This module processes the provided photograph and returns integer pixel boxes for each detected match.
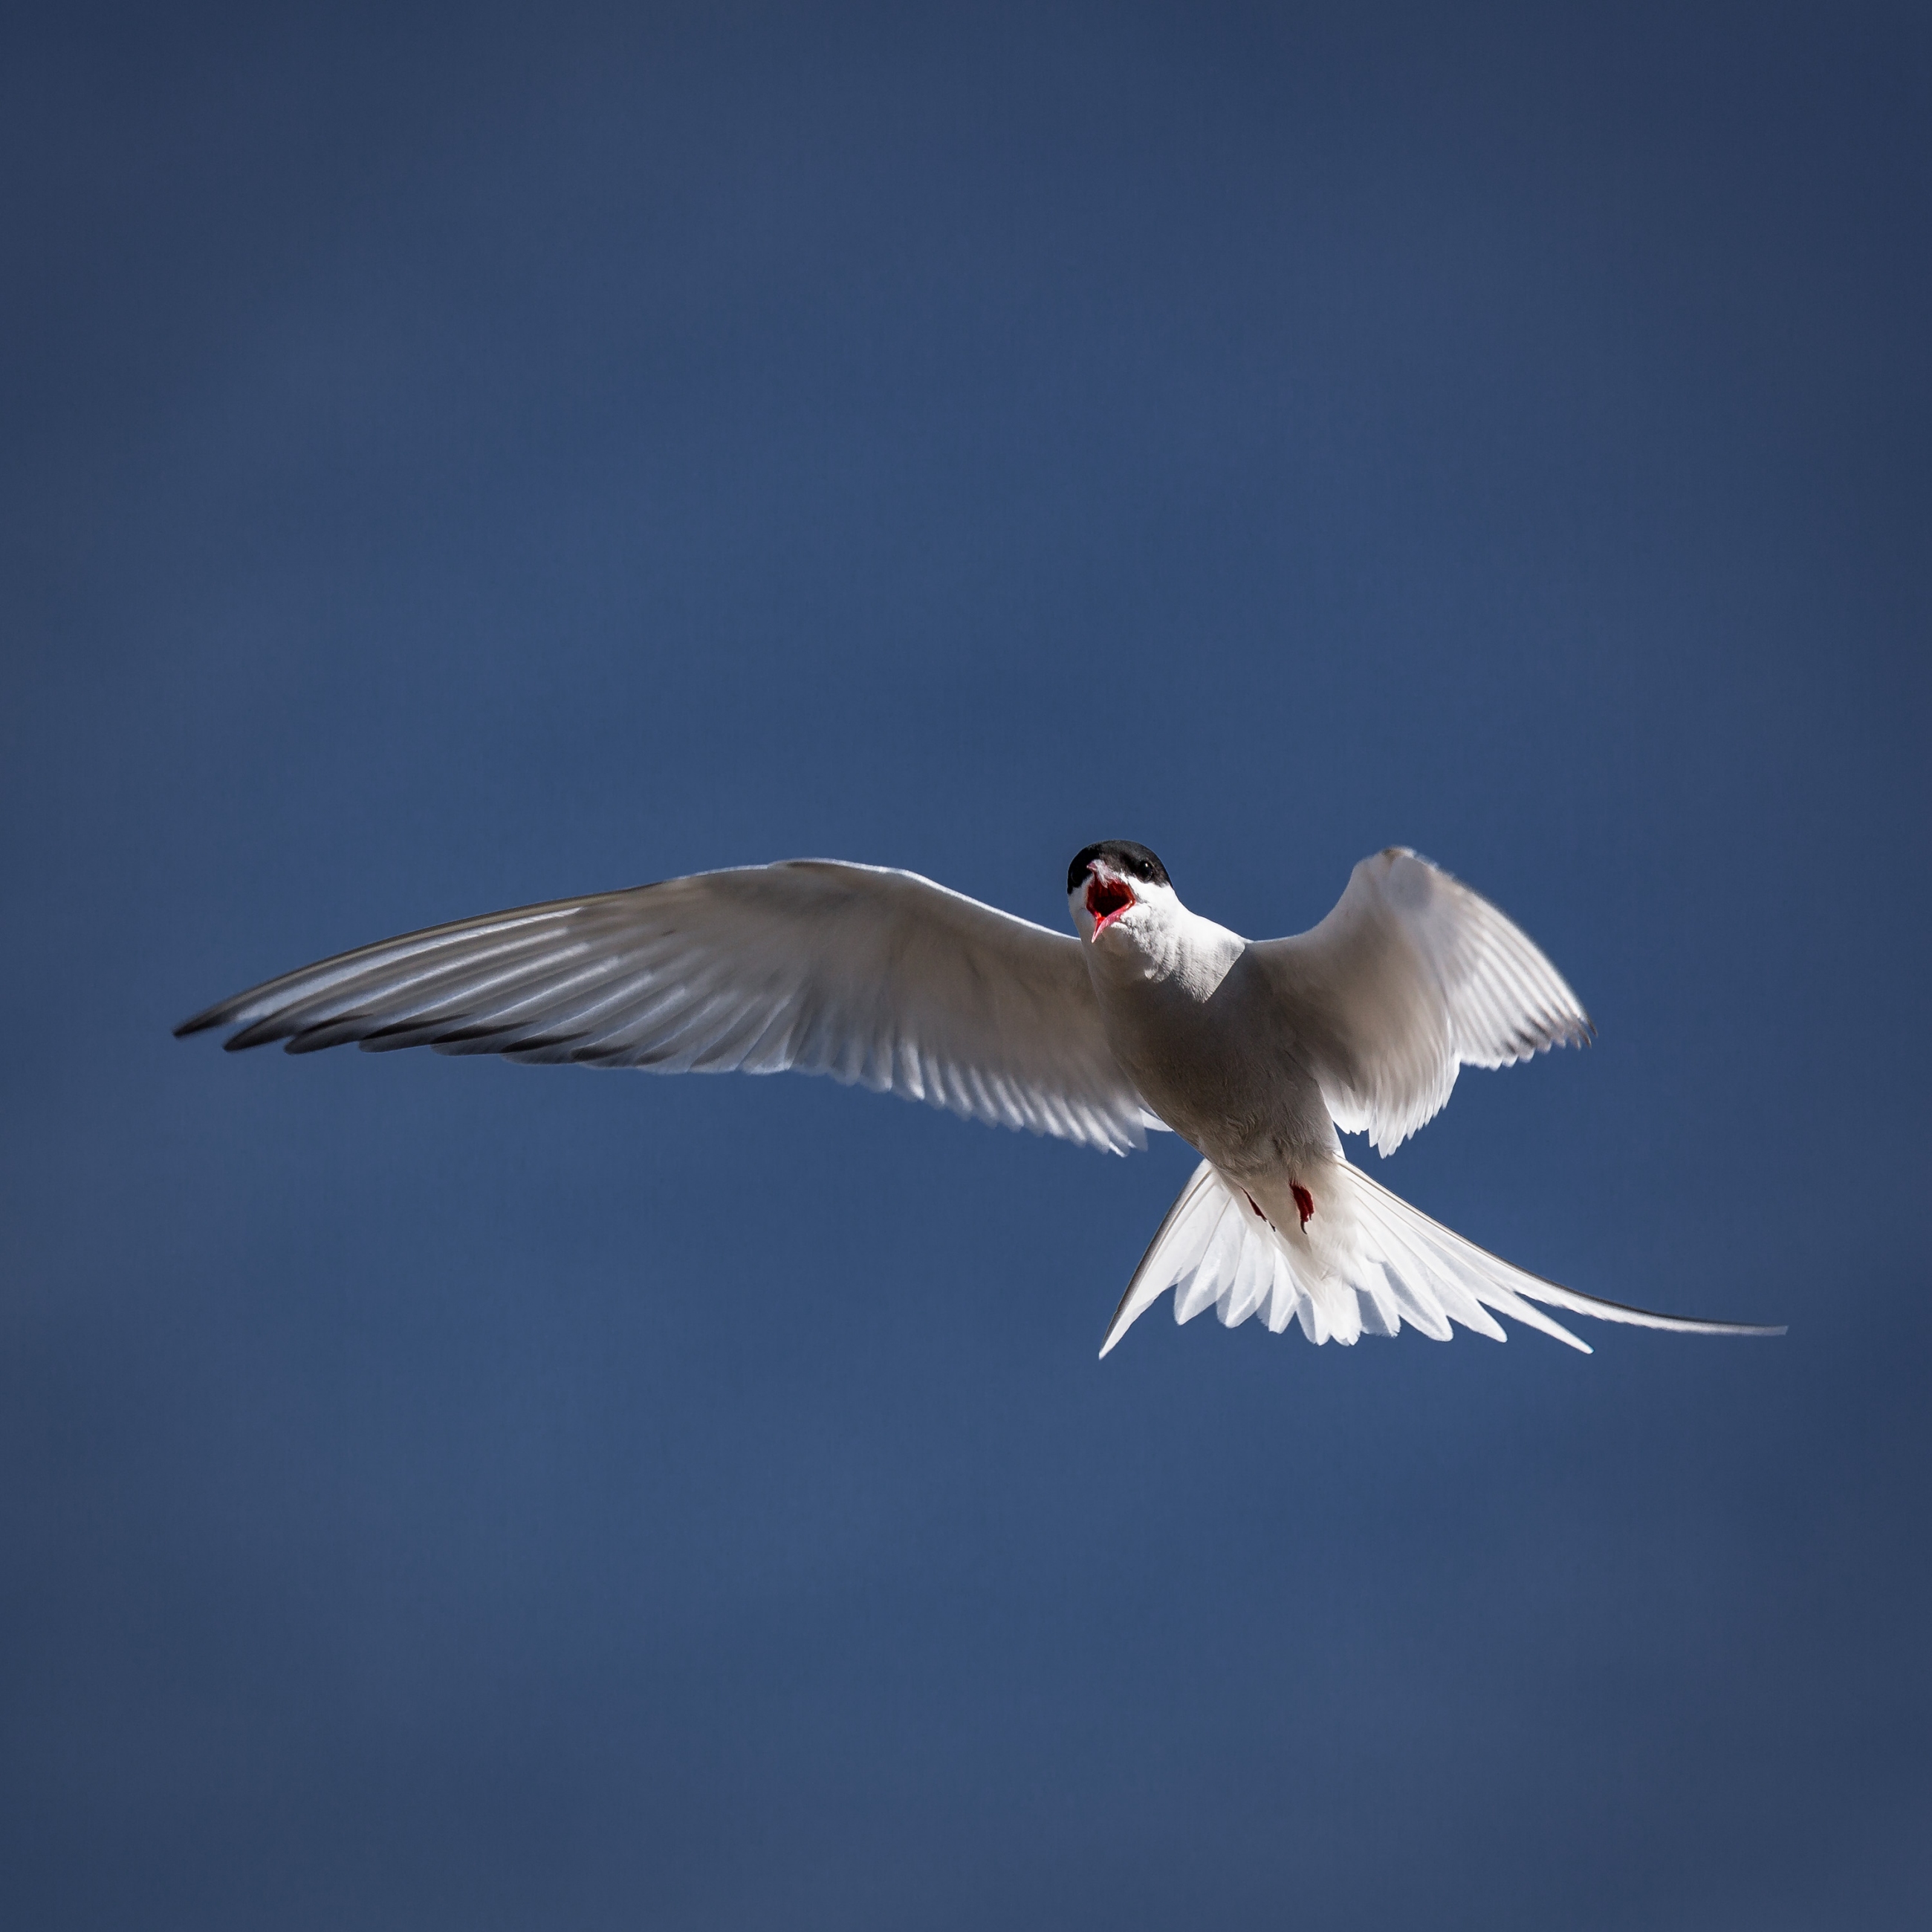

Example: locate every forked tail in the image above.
[1100,1158,1784,1358]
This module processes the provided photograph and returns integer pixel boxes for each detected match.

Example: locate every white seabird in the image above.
[177,842,1781,1356]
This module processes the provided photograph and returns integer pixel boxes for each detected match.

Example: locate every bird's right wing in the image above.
[177,860,1160,1154]
[1251,847,1592,1154]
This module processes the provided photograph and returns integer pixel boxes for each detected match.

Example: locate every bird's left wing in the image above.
[1250,847,1592,1155]
[177,860,1160,1153]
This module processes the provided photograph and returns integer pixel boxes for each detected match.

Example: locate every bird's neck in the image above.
[1088,910,1245,999]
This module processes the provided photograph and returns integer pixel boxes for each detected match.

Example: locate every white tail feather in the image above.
[1099,1159,1785,1358]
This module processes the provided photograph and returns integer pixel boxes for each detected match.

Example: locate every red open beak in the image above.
[1084,871,1135,937]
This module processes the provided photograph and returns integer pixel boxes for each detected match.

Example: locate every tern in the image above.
[177,843,1780,1355]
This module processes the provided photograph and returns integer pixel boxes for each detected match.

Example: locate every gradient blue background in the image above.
[4,5,1928,1926]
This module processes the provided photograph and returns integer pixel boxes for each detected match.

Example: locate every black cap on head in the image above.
[1068,841,1171,895]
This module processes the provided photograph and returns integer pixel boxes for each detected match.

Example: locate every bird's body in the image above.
[179,841,1781,1357]
[1091,931,1329,1194]
[1084,916,1349,1309]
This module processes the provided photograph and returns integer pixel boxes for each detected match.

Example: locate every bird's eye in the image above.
[1138,862,1153,880]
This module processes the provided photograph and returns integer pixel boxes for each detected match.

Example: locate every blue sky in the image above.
[4,5,1928,1926]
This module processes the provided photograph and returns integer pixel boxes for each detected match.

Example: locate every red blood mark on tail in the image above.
[1243,1189,1265,1219]
[1291,1184,1315,1228]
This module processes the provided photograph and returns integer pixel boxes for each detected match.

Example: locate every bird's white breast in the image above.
[1083,910,1335,1176]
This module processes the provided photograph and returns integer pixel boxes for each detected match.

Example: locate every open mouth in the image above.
[1085,872,1135,937]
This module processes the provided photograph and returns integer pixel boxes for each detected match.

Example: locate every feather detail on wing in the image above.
[1253,848,1592,1155]
[1099,1159,1784,1357]
[176,860,1161,1155]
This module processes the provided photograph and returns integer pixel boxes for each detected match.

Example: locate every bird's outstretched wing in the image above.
[1101,1158,1784,1356]
[1251,848,1592,1155]
[177,860,1159,1154]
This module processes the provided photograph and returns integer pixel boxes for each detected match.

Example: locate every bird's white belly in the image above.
[1095,948,1338,1185]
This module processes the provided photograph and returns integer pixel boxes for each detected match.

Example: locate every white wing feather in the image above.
[1100,1159,1784,1357]
[1254,847,1593,1155]
[178,860,1159,1155]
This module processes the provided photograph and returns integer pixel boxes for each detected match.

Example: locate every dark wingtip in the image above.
[174,1008,229,1040]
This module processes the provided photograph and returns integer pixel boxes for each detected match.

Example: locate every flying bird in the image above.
[176,843,1780,1355]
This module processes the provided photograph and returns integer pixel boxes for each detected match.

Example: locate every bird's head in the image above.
[1067,840,1179,948]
